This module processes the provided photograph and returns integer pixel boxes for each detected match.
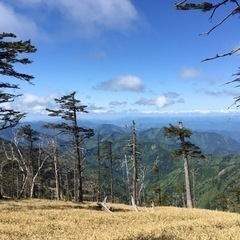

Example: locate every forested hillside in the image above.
[0,120,240,212]
[84,123,240,210]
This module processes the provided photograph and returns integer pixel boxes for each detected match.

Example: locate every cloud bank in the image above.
[13,93,56,115]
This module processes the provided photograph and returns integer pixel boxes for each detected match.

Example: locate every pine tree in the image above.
[164,121,204,208]
[45,92,94,202]
[0,32,36,130]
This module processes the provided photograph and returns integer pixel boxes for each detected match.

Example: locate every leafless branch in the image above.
[202,47,240,62]
[175,0,187,7]
[209,0,228,21]
[98,196,113,213]
[131,195,138,212]
[232,0,240,7]
[200,7,239,35]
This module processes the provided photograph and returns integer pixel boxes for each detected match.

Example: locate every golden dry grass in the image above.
[0,199,240,240]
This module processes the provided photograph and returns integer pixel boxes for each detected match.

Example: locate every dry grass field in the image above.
[0,199,240,240]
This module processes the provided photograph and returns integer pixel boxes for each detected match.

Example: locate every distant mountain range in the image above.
[90,123,240,155]
[82,115,240,142]
[0,115,239,155]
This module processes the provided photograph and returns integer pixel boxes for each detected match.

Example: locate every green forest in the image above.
[1,118,240,213]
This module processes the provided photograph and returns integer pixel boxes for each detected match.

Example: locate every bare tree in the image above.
[45,135,61,200]
[126,121,141,206]
[8,125,50,199]
[29,136,50,198]
[132,121,138,205]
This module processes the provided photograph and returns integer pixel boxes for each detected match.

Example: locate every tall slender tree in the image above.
[45,92,94,202]
[132,120,138,205]
[127,120,141,205]
[164,121,204,208]
[0,32,36,130]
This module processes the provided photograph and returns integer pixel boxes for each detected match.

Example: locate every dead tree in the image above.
[9,126,49,199]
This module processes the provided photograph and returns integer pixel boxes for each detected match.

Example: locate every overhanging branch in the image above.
[200,6,240,35]
[201,47,240,62]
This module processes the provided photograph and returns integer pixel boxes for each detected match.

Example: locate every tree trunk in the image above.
[132,120,138,205]
[179,121,193,208]
[30,177,35,199]
[74,158,78,201]
[124,155,131,204]
[182,153,193,208]
[28,172,34,198]
[29,150,49,199]
[53,153,61,200]
[51,139,61,200]
[97,135,101,202]
[109,147,114,203]
[65,169,70,201]
[74,124,83,202]
[0,164,3,199]
[18,174,28,199]
[76,146,83,202]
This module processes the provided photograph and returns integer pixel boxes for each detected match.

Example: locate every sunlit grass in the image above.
[0,199,240,239]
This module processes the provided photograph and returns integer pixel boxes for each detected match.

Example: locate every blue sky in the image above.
[1,0,240,120]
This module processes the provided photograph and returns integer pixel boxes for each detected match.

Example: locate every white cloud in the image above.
[135,95,184,109]
[13,93,55,115]
[137,109,239,116]
[155,96,169,108]
[0,2,40,39]
[179,67,201,80]
[135,96,170,109]
[163,92,180,98]
[173,109,237,115]
[109,101,127,106]
[197,89,238,97]
[8,0,139,37]
[21,93,48,105]
[59,0,138,32]
[96,75,145,92]
[87,104,106,111]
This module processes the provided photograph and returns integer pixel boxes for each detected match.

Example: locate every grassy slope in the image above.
[1,199,240,240]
